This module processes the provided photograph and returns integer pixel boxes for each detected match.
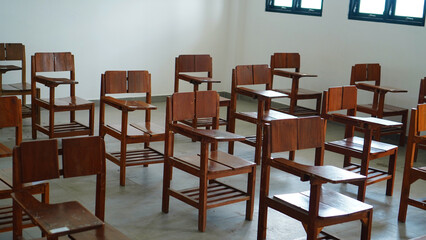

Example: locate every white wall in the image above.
[235,0,426,110]
[1,0,233,99]
[1,0,425,110]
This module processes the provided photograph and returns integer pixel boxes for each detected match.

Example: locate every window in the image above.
[349,0,426,26]
[265,0,323,17]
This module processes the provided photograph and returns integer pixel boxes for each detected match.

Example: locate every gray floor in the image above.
[0,99,425,240]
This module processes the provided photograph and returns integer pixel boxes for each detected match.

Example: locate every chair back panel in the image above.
[2,43,24,60]
[235,64,271,86]
[104,71,127,94]
[177,55,212,73]
[419,78,426,104]
[0,96,22,128]
[350,64,381,85]
[271,117,323,153]
[128,71,150,93]
[172,92,195,121]
[196,91,218,119]
[34,52,74,72]
[418,104,426,132]
[62,136,104,178]
[271,53,300,69]
[18,139,59,183]
[326,86,357,112]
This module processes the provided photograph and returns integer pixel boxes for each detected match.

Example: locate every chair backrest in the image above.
[233,64,272,87]
[263,116,325,166]
[13,136,106,220]
[0,96,22,146]
[0,43,25,61]
[350,63,381,86]
[175,54,212,74]
[32,52,74,73]
[321,86,357,116]
[101,70,151,97]
[167,91,219,125]
[270,53,300,71]
[419,78,426,104]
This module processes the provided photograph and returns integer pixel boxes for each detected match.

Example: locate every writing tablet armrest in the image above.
[272,158,366,184]
[356,83,407,93]
[102,96,156,111]
[236,87,288,100]
[35,75,77,87]
[171,123,245,142]
[273,69,317,79]
[330,113,402,129]
[178,74,221,84]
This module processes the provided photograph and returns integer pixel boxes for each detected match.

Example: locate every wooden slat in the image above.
[128,71,150,93]
[196,91,218,119]
[54,52,74,71]
[235,65,253,85]
[172,92,194,121]
[104,71,126,94]
[5,43,24,60]
[194,55,211,72]
[34,53,55,72]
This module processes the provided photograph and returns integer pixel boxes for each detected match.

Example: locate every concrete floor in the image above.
[0,98,425,240]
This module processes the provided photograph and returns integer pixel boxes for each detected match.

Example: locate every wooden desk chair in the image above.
[270,53,321,116]
[0,43,40,118]
[99,70,164,186]
[398,104,426,223]
[321,86,400,201]
[0,96,48,233]
[258,117,373,240]
[31,52,95,139]
[414,78,426,161]
[162,91,256,232]
[12,136,129,240]
[174,54,230,129]
[350,63,408,146]
[228,64,293,165]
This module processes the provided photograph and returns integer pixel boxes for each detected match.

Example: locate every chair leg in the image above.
[289,151,295,161]
[386,152,397,196]
[343,155,351,167]
[89,105,95,136]
[49,107,55,138]
[119,142,127,186]
[306,224,319,240]
[246,169,255,220]
[361,211,373,240]
[399,111,408,146]
[12,202,23,240]
[162,160,171,214]
[255,122,263,165]
[198,176,208,232]
[315,95,321,115]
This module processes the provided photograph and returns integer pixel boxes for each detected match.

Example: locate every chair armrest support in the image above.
[34,75,77,87]
[272,158,366,184]
[178,74,221,85]
[236,87,288,100]
[171,123,245,142]
[101,96,157,111]
[273,69,317,79]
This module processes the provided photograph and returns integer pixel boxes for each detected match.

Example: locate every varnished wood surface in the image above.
[273,69,317,78]
[236,87,288,99]
[326,136,397,154]
[273,188,372,219]
[356,82,407,93]
[0,65,21,73]
[172,123,244,142]
[178,74,221,84]
[102,96,156,111]
[69,223,131,240]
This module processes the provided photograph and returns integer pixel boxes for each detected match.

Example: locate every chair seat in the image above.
[237,109,296,123]
[107,122,164,139]
[69,223,131,240]
[276,88,322,98]
[326,136,397,154]
[39,96,93,108]
[358,103,408,115]
[273,188,372,219]
[174,150,255,174]
[0,143,11,158]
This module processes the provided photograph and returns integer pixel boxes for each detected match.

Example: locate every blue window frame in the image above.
[265,0,324,17]
[349,0,426,26]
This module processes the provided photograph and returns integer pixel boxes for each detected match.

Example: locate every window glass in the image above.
[301,0,322,10]
[395,0,425,18]
[359,0,386,14]
[274,0,292,7]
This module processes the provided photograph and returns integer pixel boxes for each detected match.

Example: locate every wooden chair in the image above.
[270,53,321,116]
[398,104,426,223]
[228,64,293,165]
[162,91,256,232]
[321,86,400,201]
[0,43,40,118]
[31,52,95,139]
[174,54,230,129]
[12,136,130,240]
[258,117,373,240]
[99,70,164,186]
[350,63,408,146]
[0,96,48,233]
[414,78,426,161]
